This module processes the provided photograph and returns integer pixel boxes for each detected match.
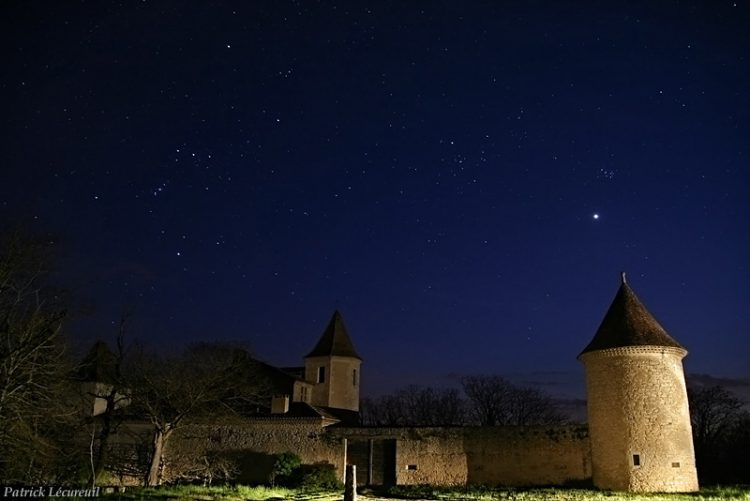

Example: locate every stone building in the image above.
[578,273,699,492]
[303,310,362,414]
[254,310,362,425]
[74,340,129,416]
[89,276,699,492]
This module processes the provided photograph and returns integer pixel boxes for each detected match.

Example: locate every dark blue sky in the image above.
[1,1,748,398]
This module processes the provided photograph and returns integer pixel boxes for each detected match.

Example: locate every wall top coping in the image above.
[579,345,687,360]
[327,424,589,438]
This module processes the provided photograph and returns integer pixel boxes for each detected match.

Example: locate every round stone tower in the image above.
[578,273,698,492]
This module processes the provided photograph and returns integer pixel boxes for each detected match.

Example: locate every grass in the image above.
[98,484,750,501]
[99,484,342,500]
[374,484,750,500]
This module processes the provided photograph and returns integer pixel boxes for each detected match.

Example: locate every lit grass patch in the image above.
[100,484,343,500]
[98,484,750,501]
[374,485,750,501]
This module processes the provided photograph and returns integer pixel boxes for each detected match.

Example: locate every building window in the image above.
[301,386,307,402]
[406,464,418,471]
[353,368,357,386]
[633,454,641,467]
[317,366,326,383]
[672,462,680,468]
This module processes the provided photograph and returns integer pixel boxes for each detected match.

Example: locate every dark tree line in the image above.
[462,375,566,426]
[359,385,469,426]
[688,385,750,485]
[360,375,566,426]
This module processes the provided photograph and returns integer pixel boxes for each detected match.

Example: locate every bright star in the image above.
[593,213,600,220]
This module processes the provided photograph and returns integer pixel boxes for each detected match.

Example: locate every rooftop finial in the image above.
[620,271,627,284]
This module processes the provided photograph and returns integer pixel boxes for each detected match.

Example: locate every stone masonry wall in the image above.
[333,425,591,487]
[305,355,361,411]
[582,348,698,492]
[395,429,468,485]
[167,419,346,484]
[461,426,591,486]
[328,356,361,411]
[107,421,590,487]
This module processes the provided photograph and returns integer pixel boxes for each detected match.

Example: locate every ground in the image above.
[98,485,750,501]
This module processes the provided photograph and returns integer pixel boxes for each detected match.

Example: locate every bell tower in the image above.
[579,273,698,492]
[304,310,362,412]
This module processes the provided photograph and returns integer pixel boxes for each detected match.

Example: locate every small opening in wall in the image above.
[406,464,418,471]
[317,366,326,383]
[672,462,680,468]
[633,454,641,467]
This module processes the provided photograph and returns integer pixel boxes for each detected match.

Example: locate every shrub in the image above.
[297,463,342,490]
[270,452,301,487]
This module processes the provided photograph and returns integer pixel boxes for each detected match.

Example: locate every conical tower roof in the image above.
[305,310,361,360]
[579,273,685,356]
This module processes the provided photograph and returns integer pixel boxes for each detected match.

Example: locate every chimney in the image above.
[271,395,290,414]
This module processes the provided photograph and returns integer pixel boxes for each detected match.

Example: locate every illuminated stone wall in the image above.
[581,346,699,492]
[167,419,346,484]
[331,425,591,487]
[115,418,709,490]
[305,355,361,411]
[119,422,591,487]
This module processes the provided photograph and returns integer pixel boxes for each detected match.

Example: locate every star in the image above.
[592,213,600,220]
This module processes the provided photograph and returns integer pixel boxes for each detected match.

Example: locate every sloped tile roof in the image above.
[579,273,686,356]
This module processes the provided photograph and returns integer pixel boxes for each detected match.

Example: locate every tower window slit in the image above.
[633,454,641,466]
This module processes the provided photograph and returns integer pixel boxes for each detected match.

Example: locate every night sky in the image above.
[2,1,748,399]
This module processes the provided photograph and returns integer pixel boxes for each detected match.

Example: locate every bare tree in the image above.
[0,231,79,482]
[688,385,743,456]
[688,384,749,483]
[460,376,514,425]
[77,312,132,486]
[461,375,565,426]
[126,342,262,486]
[504,386,567,426]
[360,385,469,426]
[361,376,564,427]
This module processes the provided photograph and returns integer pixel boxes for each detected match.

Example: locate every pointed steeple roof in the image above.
[579,273,685,356]
[74,340,117,382]
[305,310,362,360]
